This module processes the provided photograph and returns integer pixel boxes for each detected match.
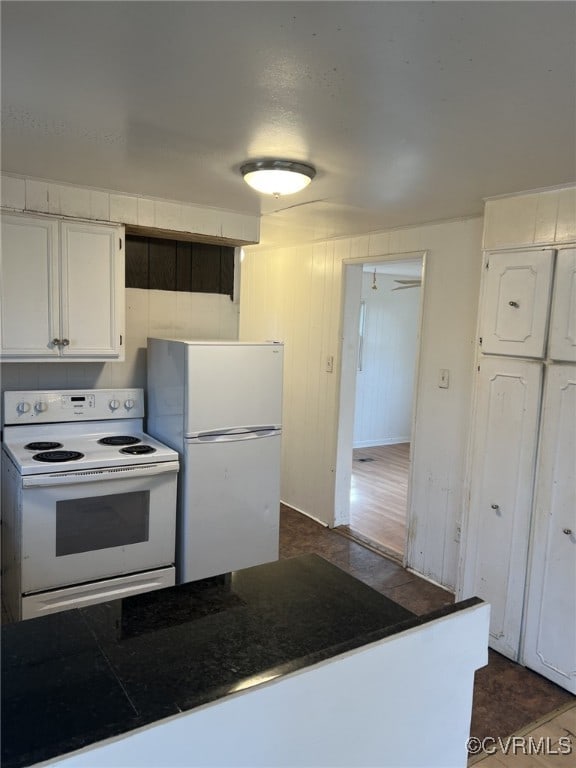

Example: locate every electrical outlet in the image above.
[439,369,450,388]
[325,355,334,373]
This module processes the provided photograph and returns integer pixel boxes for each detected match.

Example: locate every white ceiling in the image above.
[2,2,575,248]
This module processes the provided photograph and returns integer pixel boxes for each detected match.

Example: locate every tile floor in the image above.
[279,504,574,746]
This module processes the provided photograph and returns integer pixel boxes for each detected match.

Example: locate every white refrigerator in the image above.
[147,338,283,584]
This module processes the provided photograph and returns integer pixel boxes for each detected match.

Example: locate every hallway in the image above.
[340,443,410,560]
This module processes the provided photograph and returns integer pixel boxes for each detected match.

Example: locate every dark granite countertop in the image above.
[1,554,479,768]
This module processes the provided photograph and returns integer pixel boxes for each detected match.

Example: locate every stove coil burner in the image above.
[33,450,85,463]
[120,445,156,455]
[25,441,63,451]
[98,435,141,446]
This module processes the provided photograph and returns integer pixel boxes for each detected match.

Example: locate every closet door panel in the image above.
[480,250,554,358]
[548,248,576,362]
[522,364,576,693]
[462,357,542,659]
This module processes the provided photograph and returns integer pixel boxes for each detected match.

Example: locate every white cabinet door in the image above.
[460,357,542,659]
[0,213,60,357]
[480,250,554,358]
[0,213,124,361]
[548,248,576,362]
[60,221,123,358]
[522,364,576,693]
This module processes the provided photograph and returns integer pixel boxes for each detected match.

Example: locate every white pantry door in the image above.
[522,363,576,693]
[461,357,542,659]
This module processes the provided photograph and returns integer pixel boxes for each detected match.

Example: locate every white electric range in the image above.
[1,388,179,621]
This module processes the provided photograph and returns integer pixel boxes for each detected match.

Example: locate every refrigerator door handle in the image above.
[188,427,281,443]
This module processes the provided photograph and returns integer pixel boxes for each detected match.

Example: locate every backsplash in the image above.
[0,288,239,418]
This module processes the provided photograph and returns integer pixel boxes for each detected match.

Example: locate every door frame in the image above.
[333,250,428,568]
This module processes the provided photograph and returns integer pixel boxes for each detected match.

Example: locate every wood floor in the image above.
[339,443,410,560]
[470,702,576,767]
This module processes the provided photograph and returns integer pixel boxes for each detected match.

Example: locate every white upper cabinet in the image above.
[1,213,125,361]
[59,221,123,358]
[548,248,576,362]
[479,249,554,358]
[522,364,576,693]
[1,214,60,357]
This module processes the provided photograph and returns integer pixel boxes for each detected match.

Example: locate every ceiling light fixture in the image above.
[240,159,316,197]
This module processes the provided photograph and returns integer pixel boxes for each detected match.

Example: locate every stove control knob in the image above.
[17,401,31,415]
[34,401,48,414]
[109,399,121,411]
[124,398,135,411]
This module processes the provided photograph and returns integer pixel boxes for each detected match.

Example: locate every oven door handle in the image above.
[22,461,180,488]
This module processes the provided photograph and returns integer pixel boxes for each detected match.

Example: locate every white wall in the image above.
[239,217,484,589]
[483,185,576,250]
[353,272,420,448]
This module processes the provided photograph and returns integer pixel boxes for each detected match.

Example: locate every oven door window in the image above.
[56,491,150,556]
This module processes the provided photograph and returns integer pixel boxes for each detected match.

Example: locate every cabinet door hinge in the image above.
[120,334,123,346]
[485,260,489,269]
[119,238,123,250]
[479,337,483,346]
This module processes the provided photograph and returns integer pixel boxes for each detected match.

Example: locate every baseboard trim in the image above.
[353,438,411,449]
[280,501,328,528]
[406,566,454,594]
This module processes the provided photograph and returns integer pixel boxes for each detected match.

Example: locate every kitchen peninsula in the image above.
[2,554,489,768]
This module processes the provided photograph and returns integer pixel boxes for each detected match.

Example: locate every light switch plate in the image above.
[439,369,450,388]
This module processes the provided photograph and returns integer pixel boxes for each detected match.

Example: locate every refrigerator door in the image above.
[179,432,281,583]
[147,337,187,451]
[184,342,283,436]
[189,427,281,442]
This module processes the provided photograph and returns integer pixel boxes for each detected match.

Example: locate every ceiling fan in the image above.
[392,279,422,291]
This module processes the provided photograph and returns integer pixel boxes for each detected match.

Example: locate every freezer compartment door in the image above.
[185,343,283,435]
[179,433,281,583]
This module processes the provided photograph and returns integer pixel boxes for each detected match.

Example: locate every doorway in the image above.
[334,253,425,565]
